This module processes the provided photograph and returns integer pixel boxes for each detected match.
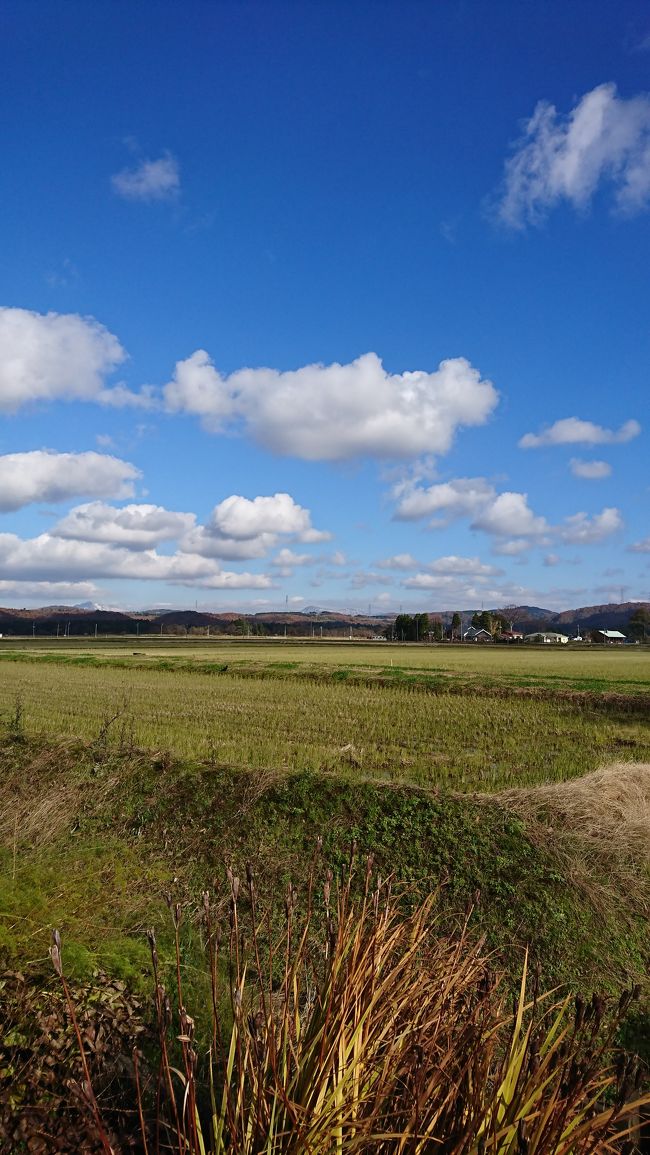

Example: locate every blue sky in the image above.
[0,0,649,613]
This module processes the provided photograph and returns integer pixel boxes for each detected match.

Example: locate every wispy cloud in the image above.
[494,82,650,228]
[111,151,180,202]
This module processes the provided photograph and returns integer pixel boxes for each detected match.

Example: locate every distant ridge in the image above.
[0,601,646,638]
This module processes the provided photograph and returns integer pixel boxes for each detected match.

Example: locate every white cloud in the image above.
[0,307,126,412]
[496,82,650,228]
[51,494,320,566]
[182,528,279,561]
[0,451,140,512]
[111,152,180,202]
[206,493,328,542]
[0,531,271,589]
[163,351,498,461]
[560,507,623,544]
[271,548,315,568]
[491,539,533,556]
[97,382,157,409]
[0,579,101,602]
[472,492,550,538]
[402,573,461,589]
[348,571,394,589]
[427,555,501,576]
[53,502,195,550]
[393,477,496,523]
[520,416,640,448]
[182,493,330,561]
[543,553,561,567]
[569,458,613,479]
[628,537,650,553]
[377,553,420,570]
[163,350,233,430]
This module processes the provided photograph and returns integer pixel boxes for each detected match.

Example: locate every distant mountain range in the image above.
[0,601,646,638]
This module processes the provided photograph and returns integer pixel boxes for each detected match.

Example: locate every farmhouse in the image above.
[524,631,569,644]
[463,626,493,642]
[596,629,627,644]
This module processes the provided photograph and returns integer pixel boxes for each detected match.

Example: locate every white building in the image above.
[524,631,569,644]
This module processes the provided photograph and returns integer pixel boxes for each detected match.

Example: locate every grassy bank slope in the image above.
[1,735,648,999]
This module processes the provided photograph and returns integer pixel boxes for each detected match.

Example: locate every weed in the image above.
[51,864,650,1153]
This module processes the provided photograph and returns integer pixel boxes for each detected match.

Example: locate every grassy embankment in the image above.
[0,642,649,1009]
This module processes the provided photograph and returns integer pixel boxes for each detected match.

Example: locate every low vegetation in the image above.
[0,642,648,1149]
[0,652,649,790]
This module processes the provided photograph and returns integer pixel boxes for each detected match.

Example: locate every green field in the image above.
[2,635,649,690]
[0,643,648,789]
[1,638,649,1008]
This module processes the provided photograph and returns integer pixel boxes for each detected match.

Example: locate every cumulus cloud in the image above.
[207,493,324,541]
[0,488,328,589]
[376,553,420,570]
[520,417,640,448]
[402,573,461,589]
[163,351,498,461]
[0,307,126,412]
[0,532,271,589]
[390,470,624,558]
[0,451,140,512]
[427,555,501,576]
[163,350,233,430]
[271,548,315,568]
[560,507,623,544]
[53,502,195,550]
[569,458,613,479]
[393,477,496,523]
[491,539,534,556]
[181,493,330,561]
[472,492,550,538]
[111,151,180,201]
[496,82,650,228]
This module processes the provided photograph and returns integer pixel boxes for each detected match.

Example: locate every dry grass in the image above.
[1,658,649,791]
[0,741,120,847]
[494,762,650,914]
[53,864,650,1155]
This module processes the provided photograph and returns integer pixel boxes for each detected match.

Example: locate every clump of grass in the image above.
[52,858,649,1153]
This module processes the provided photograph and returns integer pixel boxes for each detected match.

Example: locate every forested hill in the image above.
[0,601,647,638]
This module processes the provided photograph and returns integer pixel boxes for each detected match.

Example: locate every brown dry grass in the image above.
[0,742,121,848]
[494,762,650,914]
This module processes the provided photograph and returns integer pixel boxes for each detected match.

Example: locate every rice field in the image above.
[1,636,649,692]
[1,646,648,790]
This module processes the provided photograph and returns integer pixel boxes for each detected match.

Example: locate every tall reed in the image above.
[55,855,649,1154]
